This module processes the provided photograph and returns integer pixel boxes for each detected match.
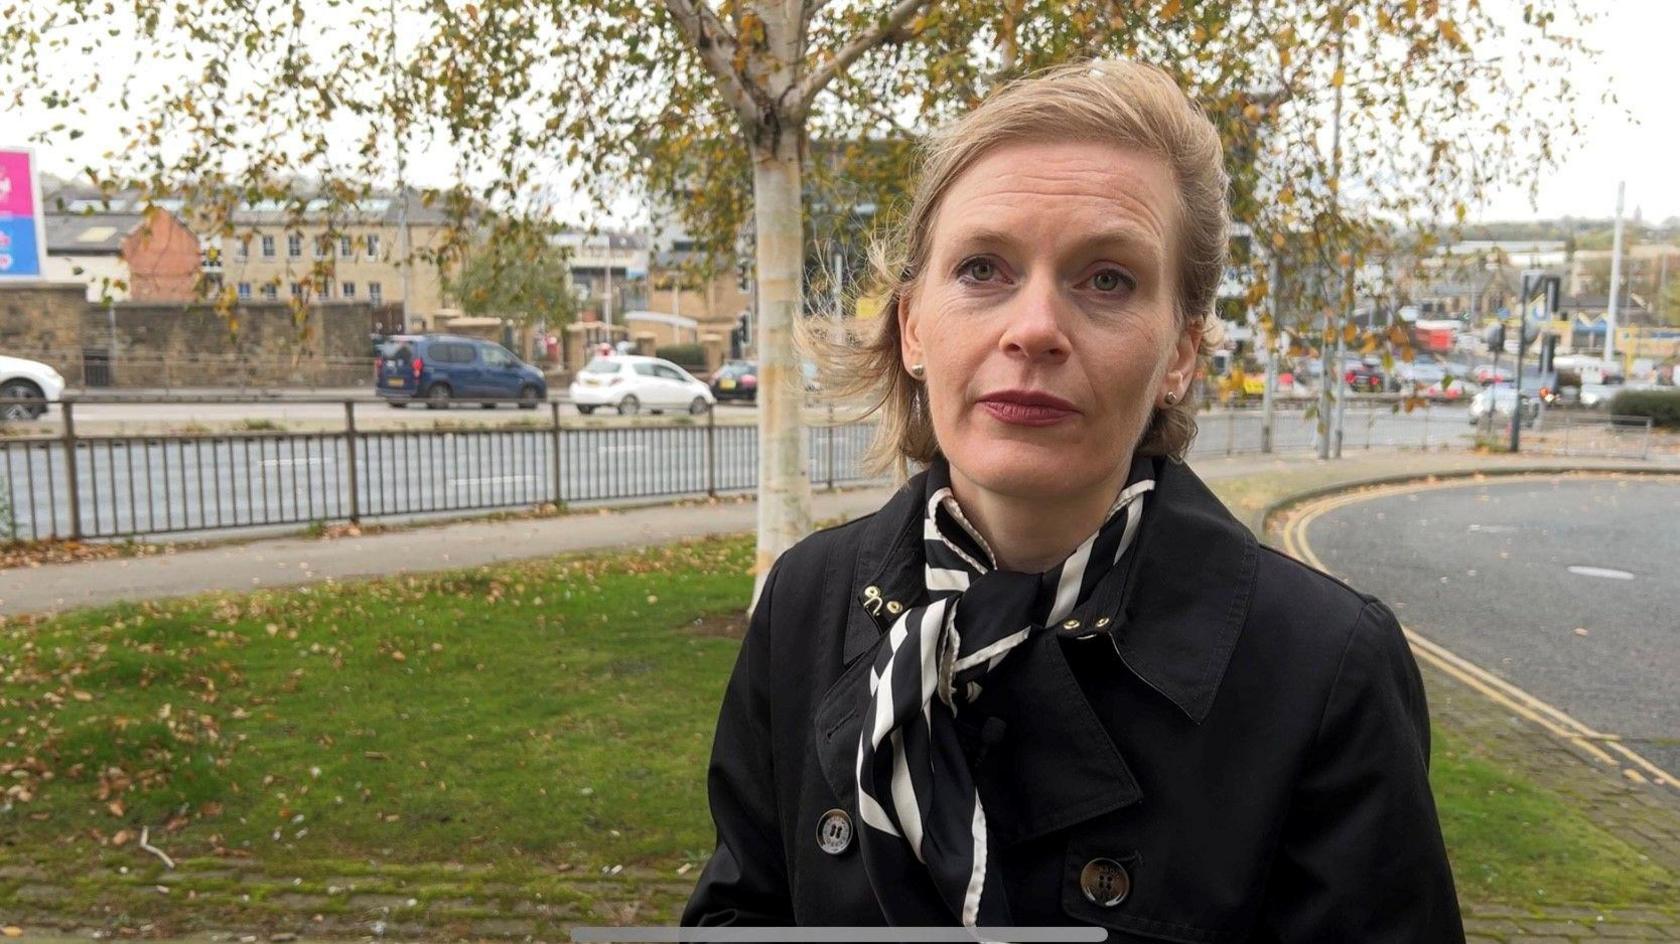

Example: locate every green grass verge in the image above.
[1433,729,1676,905]
[2,532,1674,912]
[1,535,754,878]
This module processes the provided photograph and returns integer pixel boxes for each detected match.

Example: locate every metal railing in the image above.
[1524,411,1655,461]
[1184,402,1467,458]
[0,395,1656,544]
[0,398,883,542]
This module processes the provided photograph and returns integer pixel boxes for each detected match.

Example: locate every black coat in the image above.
[683,458,1464,942]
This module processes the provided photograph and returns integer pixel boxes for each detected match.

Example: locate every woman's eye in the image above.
[1090,269,1133,293]
[959,258,998,282]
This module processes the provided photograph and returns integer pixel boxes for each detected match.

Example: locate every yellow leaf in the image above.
[1439,18,1462,44]
[1331,68,1345,88]
[4,926,25,938]
[1159,0,1183,19]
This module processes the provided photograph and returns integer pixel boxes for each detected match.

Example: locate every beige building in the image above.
[220,192,455,330]
[42,184,458,330]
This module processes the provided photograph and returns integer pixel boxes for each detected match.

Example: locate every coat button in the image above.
[817,808,854,855]
[1080,857,1131,907]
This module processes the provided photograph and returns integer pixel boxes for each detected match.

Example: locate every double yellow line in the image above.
[1277,477,1677,790]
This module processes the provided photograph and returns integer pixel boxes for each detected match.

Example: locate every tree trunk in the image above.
[749,132,812,609]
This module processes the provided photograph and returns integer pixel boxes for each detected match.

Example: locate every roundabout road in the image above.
[1284,473,1680,786]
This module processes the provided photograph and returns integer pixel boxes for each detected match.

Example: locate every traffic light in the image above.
[1484,323,1506,351]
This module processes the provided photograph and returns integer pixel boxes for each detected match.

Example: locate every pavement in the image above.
[2,445,1679,942]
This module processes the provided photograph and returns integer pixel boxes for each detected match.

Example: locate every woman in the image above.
[683,61,1464,941]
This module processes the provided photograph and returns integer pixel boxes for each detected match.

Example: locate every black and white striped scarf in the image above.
[856,454,1156,927]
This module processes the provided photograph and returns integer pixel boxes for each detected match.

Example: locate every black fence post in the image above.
[343,401,360,523]
[706,403,717,498]
[826,403,836,490]
[62,400,82,540]
[550,400,563,505]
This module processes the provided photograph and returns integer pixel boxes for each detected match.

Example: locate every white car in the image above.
[0,354,66,421]
[568,355,716,416]
[1467,385,1537,428]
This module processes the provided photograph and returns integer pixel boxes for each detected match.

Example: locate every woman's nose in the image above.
[997,275,1070,362]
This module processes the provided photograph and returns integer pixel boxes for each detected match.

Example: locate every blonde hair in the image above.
[808,60,1229,475]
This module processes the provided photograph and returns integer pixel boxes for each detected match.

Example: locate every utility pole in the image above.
[1318,12,1348,460]
[832,249,845,324]
[1606,181,1625,362]
[604,234,615,330]
[388,0,412,330]
[1261,252,1281,453]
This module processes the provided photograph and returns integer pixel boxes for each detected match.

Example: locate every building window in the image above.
[365,234,380,258]
[368,281,383,304]
[340,235,353,257]
[261,283,278,300]
[261,235,275,258]
[235,238,249,260]
[237,282,252,299]
[315,236,331,259]
[317,282,330,300]
[290,282,304,298]
[342,281,356,299]
[287,234,302,258]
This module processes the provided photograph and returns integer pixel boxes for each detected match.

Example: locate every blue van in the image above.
[375,334,547,409]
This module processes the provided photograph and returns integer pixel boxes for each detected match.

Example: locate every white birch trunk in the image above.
[749,135,812,609]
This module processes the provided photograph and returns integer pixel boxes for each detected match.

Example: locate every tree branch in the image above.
[663,0,758,120]
[794,0,931,111]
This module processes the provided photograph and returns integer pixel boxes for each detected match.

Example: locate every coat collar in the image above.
[817,457,1258,848]
[843,456,1258,725]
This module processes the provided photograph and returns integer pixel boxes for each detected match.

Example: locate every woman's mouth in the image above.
[977,390,1078,427]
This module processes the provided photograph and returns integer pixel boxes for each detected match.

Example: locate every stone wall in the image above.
[0,282,89,374]
[0,281,374,387]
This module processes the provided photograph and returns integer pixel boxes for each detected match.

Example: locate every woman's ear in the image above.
[897,290,922,374]
[1163,320,1201,400]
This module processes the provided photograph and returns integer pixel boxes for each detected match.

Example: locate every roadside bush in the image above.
[657,343,707,369]
[1608,388,1680,428]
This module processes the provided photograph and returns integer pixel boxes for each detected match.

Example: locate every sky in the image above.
[7,0,1675,228]
[1473,0,1679,224]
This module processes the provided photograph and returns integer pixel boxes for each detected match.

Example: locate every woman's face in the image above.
[900,140,1198,505]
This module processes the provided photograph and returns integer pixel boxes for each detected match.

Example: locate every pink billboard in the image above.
[0,147,45,278]
[0,150,36,217]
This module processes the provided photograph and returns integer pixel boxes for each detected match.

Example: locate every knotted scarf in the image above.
[855,454,1156,926]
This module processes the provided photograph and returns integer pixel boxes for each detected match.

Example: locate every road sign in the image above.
[0,148,47,279]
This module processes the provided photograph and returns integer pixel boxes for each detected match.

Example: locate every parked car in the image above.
[568,355,716,416]
[1467,385,1538,427]
[0,353,66,421]
[375,334,547,409]
[710,360,758,402]
[1472,363,1513,385]
[1344,362,1385,393]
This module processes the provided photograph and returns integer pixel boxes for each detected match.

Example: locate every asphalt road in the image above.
[2,400,1472,541]
[1303,475,1680,780]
